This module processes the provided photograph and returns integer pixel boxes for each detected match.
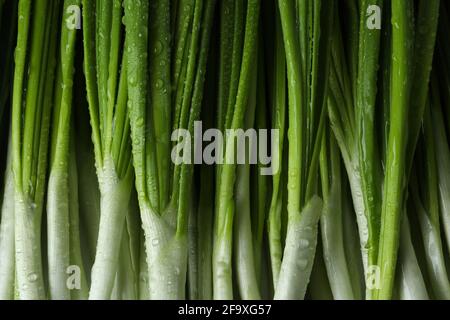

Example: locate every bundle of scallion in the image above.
[0,0,448,301]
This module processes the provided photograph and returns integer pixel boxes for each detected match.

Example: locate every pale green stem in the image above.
[187,193,198,299]
[342,191,365,300]
[15,192,45,299]
[138,233,149,300]
[274,196,323,300]
[141,206,187,300]
[0,133,15,299]
[321,184,355,299]
[234,50,259,300]
[413,194,450,299]
[68,136,88,300]
[396,215,429,300]
[234,160,261,299]
[89,158,132,300]
[47,167,71,300]
[111,226,138,300]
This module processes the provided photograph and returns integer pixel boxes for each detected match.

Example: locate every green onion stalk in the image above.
[319,129,355,300]
[0,0,17,300]
[253,43,272,298]
[437,3,450,132]
[327,1,383,296]
[274,0,334,300]
[328,0,440,300]
[190,34,218,300]
[410,78,450,300]
[266,2,286,290]
[212,0,260,300]
[434,2,450,254]
[432,76,450,257]
[125,0,216,299]
[12,0,60,299]
[72,62,100,283]
[376,0,440,300]
[355,0,383,287]
[0,131,14,299]
[46,0,88,300]
[375,0,414,299]
[377,0,439,300]
[233,43,259,300]
[111,193,141,300]
[81,0,135,300]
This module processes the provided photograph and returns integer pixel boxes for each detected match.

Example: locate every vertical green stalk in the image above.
[47,0,82,300]
[187,191,198,299]
[233,52,260,300]
[73,73,100,277]
[13,0,59,300]
[376,0,414,300]
[277,0,303,222]
[82,0,134,299]
[195,33,217,300]
[126,0,216,299]
[342,188,365,300]
[405,0,441,170]
[320,132,354,300]
[252,44,269,284]
[356,2,383,294]
[68,132,89,300]
[267,5,286,288]
[197,164,214,300]
[149,0,171,212]
[431,77,450,252]
[216,0,235,133]
[395,214,429,300]
[213,0,260,299]
[275,0,333,300]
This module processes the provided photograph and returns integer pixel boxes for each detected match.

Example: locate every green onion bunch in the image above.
[0,0,449,300]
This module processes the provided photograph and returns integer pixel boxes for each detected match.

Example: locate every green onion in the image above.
[376,0,414,299]
[213,0,260,299]
[82,0,134,299]
[275,0,334,300]
[267,3,286,288]
[0,0,17,300]
[0,131,14,299]
[0,0,448,301]
[12,0,60,299]
[320,129,355,299]
[46,0,86,300]
[125,0,216,299]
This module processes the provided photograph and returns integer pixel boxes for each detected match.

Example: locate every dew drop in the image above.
[136,117,144,126]
[153,41,163,55]
[155,79,164,89]
[27,273,38,283]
